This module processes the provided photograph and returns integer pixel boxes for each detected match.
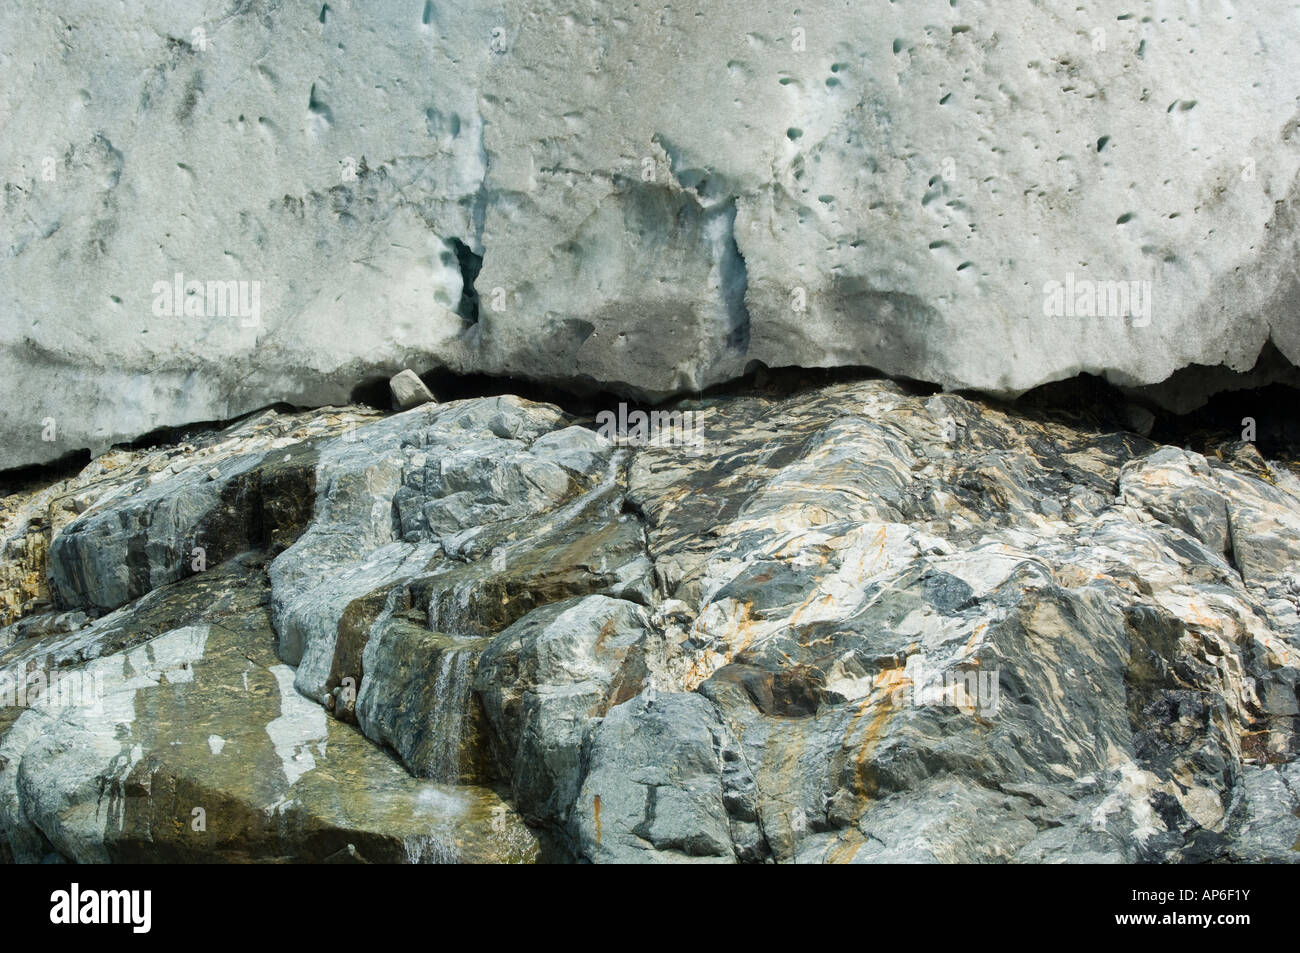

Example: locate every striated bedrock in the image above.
[6,1,1300,468]
[2,379,1299,862]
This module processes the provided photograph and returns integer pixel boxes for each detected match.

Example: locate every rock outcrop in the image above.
[3,378,1298,862]
[6,1,1300,467]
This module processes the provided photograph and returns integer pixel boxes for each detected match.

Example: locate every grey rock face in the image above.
[571,693,764,863]
[1120,448,1232,556]
[1221,764,1300,863]
[3,378,1300,863]
[6,2,1300,467]
[475,595,655,825]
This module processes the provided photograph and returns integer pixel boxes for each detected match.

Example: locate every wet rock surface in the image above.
[2,378,1299,862]
[0,558,538,863]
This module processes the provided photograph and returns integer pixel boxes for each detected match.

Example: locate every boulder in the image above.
[389,370,436,411]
